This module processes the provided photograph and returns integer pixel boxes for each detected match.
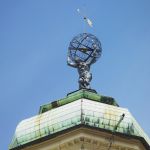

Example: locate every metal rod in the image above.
[107,113,125,150]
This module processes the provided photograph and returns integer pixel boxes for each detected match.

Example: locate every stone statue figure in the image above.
[67,57,92,89]
[67,33,102,90]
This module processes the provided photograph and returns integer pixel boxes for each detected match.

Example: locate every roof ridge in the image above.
[39,89,119,114]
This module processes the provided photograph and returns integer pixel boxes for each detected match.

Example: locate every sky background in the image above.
[0,0,150,149]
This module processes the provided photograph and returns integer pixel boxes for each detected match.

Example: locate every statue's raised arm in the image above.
[67,57,77,68]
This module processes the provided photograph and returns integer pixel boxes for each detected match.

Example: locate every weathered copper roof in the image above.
[9,90,150,149]
[39,89,119,114]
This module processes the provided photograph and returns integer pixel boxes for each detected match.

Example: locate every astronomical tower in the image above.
[9,33,150,150]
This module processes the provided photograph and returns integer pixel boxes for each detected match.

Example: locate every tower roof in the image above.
[39,89,119,114]
[9,90,150,149]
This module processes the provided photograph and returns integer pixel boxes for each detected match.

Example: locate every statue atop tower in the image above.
[67,33,102,89]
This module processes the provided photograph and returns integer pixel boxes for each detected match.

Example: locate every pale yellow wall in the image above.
[23,127,146,150]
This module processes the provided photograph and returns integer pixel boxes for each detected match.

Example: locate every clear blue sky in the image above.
[0,0,150,149]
